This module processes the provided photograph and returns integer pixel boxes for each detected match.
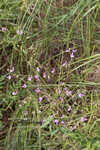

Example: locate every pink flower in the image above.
[10,67,14,73]
[39,97,43,102]
[80,117,88,122]
[58,89,61,94]
[34,75,40,80]
[70,126,77,131]
[64,87,68,91]
[59,96,64,102]
[54,120,59,125]
[61,120,65,124]
[16,29,23,35]
[43,72,46,78]
[22,84,27,88]
[62,61,67,67]
[12,91,17,96]
[65,48,70,52]
[72,49,77,53]
[78,93,84,98]
[65,90,72,96]
[70,53,74,58]
[34,88,40,93]
[36,67,40,72]
[51,68,55,73]
[7,75,11,80]
[27,76,32,81]
[68,106,71,112]
[2,27,7,32]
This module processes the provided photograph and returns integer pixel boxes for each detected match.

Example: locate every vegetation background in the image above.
[0,0,100,149]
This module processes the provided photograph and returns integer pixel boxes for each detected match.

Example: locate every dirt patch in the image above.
[87,65,100,83]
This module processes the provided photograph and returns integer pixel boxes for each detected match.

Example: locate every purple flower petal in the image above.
[2,27,7,32]
[68,106,71,112]
[27,76,32,81]
[22,84,27,88]
[62,61,67,67]
[34,75,40,80]
[7,75,11,80]
[65,48,70,52]
[10,67,14,73]
[37,67,40,72]
[58,89,61,94]
[43,72,46,78]
[59,96,64,102]
[80,117,88,122]
[34,88,40,93]
[12,91,17,96]
[78,93,84,98]
[54,119,59,125]
[16,29,23,35]
[51,68,55,73]
[70,53,74,58]
[72,49,77,53]
[64,87,68,91]
[61,120,65,124]
[39,97,43,102]
[65,90,72,96]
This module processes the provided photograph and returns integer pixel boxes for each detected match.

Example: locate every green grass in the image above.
[0,0,100,149]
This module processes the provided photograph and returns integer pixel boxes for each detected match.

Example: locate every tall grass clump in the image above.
[0,0,100,149]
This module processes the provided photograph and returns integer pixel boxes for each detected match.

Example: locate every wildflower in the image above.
[68,106,71,112]
[36,67,40,72]
[34,88,40,93]
[39,97,43,102]
[64,87,68,91]
[78,93,84,98]
[80,117,88,122]
[58,89,61,94]
[51,68,55,73]
[72,49,77,53]
[22,84,27,88]
[65,48,70,52]
[7,75,11,80]
[61,120,65,124]
[62,61,67,67]
[10,67,14,73]
[54,120,59,125]
[59,96,64,102]
[70,53,74,58]
[16,29,23,35]
[43,72,46,78]
[2,27,7,32]
[70,126,77,131]
[12,91,17,96]
[65,90,72,96]
[51,114,54,118]
[27,75,32,81]
[34,75,40,80]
